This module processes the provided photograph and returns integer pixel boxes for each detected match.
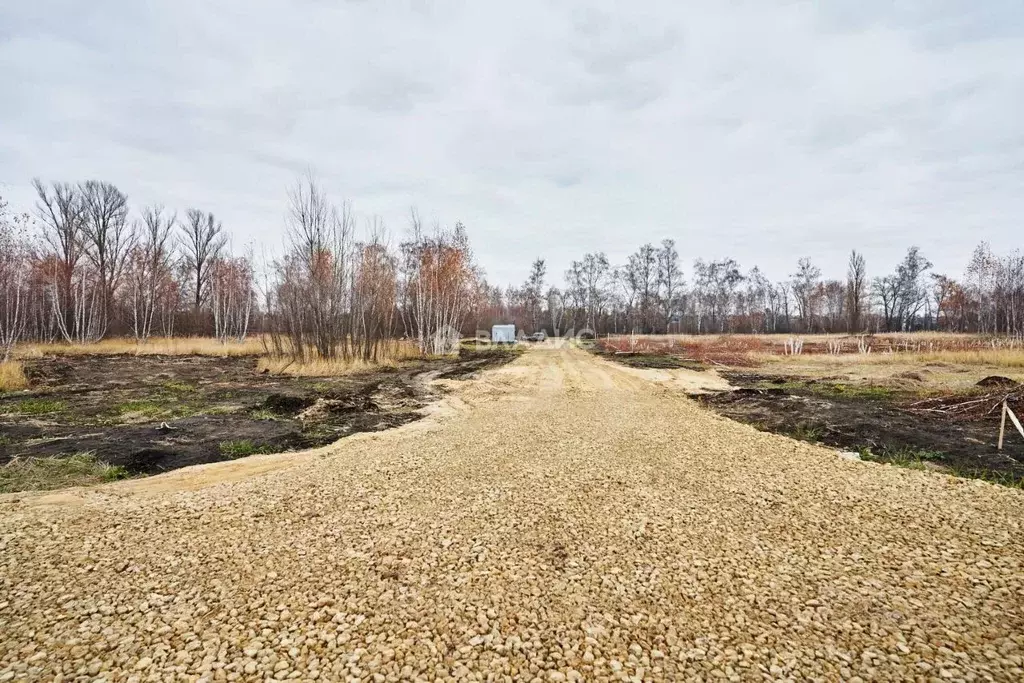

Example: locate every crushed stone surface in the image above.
[1,345,1023,682]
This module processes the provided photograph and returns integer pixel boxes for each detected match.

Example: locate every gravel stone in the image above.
[2,346,1023,681]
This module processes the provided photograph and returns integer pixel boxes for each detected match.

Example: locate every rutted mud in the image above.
[0,350,516,476]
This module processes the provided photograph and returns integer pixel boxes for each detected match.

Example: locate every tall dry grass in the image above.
[755,348,1024,369]
[15,336,265,359]
[0,361,28,392]
[257,340,422,377]
[10,336,426,378]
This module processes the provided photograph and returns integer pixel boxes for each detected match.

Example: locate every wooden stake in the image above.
[1008,404,1024,440]
[998,399,1007,451]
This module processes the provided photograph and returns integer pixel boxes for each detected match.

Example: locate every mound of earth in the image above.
[976,375,1020,388]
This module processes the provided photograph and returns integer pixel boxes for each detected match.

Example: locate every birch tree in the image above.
[125,205,176,342]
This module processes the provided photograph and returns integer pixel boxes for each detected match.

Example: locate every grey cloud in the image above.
[343,70,438,114]
[0,1,1022,287]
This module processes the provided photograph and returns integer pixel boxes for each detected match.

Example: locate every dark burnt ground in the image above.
[0,348,517,477]
[695,372,1024,487]
[593,350,707,371]
[593,350,712,370]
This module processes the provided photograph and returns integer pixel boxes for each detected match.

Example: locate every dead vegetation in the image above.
[0,361,28,392]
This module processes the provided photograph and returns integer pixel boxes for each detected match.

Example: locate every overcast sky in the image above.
[1,1,1022,286]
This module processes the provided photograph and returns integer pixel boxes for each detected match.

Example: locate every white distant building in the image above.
[491,324,516,344]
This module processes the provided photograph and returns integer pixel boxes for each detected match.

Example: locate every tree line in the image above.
[0,176,482,361]
[481,240,1024,337]
[3,179,1022,363]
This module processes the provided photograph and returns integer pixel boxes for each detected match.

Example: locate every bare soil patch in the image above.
[0,349,516,486]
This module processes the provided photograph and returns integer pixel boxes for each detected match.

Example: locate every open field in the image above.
[597,333,1024,486]
[0,344,517,492]
[2,345,1023,681]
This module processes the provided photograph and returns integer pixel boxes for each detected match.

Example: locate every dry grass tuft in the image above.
[0,361,29,392]
[910,349,1024,368]
[16,337,265,358]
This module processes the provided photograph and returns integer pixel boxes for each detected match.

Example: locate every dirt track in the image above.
[2,346,1023,681]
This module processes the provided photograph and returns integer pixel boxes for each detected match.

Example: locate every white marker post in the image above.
[998,399,1024,451]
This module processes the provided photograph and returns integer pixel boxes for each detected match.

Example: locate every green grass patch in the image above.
[162,381,196,393]
[601,352,705,371]
[859,446,944,471]
[114,399,170,418]
[857,446,1024,488]
[944,467,1024,489]
[0,452,129,493]
[758,380,901,400]
[218,440,274,458]
[788,423,824,443]
[0,398,66,415]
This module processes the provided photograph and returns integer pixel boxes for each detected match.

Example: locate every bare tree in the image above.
[846,250,867,333]
[821,280,846,332]
[578,252,611,332]
[522,258,546,333]
[546,287,564,336]
[402,215,477,354]
[80,180,134,335]
[622,244,658,333]
[352,228,398,361]
[791,257,822,332]
[742,267,769,333]
[965,242,998,334]
[0,196,32,360]
[893,247,932,330]
[211,251,255,344]
[281,172,353,359]
[33,179,85,336]
[657,239,683,333]
[692,258,743,333]
[873,274,900,332]
[125,205,177,342]
[180,208,227,316]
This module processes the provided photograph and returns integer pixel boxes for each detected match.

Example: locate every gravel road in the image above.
[2,345,1023,681]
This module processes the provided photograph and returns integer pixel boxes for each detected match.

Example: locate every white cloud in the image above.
[1,0,1022,285]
